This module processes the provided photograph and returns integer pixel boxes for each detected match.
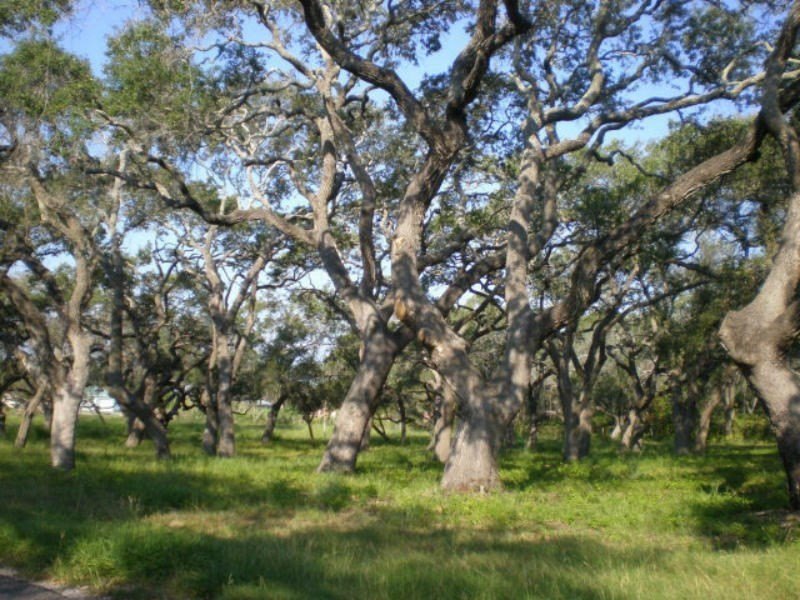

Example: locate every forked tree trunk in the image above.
[15,386,46,448]
[621,409,644,451]
[261,396,286,443]
[317,325,400,473]
[694,387,723,453]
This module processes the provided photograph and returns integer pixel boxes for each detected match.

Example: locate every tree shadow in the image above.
[686,445,795,549]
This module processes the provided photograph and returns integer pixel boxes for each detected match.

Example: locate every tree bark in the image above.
[694,387,723,454]
[525,382,541,451]
[723,382,736,437]
[430,381,456,463]
[201,386,219,456]
[397,395,407,445]
[317,323,402,472]
[261,395,286,443]
[106,242,171,458]
[15,385,46,448]
[621,409,644,451]
[564,403,593,462]
[50,384,82,470]
[719,2,800,509]
[441,401,502,492]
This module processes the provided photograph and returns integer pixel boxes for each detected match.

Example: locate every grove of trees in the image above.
[2,0,800,509]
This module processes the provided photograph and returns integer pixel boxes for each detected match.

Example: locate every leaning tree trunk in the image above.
[694,387,723,454]
[15,385,46,448]
[261,395,286,443]
[719,3,800,510]
[317,325,400,473]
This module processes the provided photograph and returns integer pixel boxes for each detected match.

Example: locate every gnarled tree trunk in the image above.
[719,5,800,509]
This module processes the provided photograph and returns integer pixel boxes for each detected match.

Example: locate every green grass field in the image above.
[1,413,798,599]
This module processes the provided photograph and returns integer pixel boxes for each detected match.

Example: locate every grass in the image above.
[0,413,798,599]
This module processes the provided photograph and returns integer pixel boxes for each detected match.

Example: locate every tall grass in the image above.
[0,414,797,599]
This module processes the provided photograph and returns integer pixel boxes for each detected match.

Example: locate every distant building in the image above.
[82,387,121,413]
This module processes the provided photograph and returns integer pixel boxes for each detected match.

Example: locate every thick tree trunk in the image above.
[0,401,6,437]
[564,404,592,462]
[216,390,236,457]
[15,386,46,448]
[317,325,400,473]
[261,396,286,443]
[50,384,82,470]
[441,401,502,492]
[694,388,723,453]
[720,8,800,509]
[50,328,91,470]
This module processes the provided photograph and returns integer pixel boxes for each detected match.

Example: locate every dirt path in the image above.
[0,569,101,600]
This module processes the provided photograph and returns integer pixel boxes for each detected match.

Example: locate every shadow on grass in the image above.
[1,498,672,600]
[685,444,796,550]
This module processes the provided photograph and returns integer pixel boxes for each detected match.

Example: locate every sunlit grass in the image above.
[1,413,798,599]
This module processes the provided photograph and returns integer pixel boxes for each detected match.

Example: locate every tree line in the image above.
[1,0,800,509]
